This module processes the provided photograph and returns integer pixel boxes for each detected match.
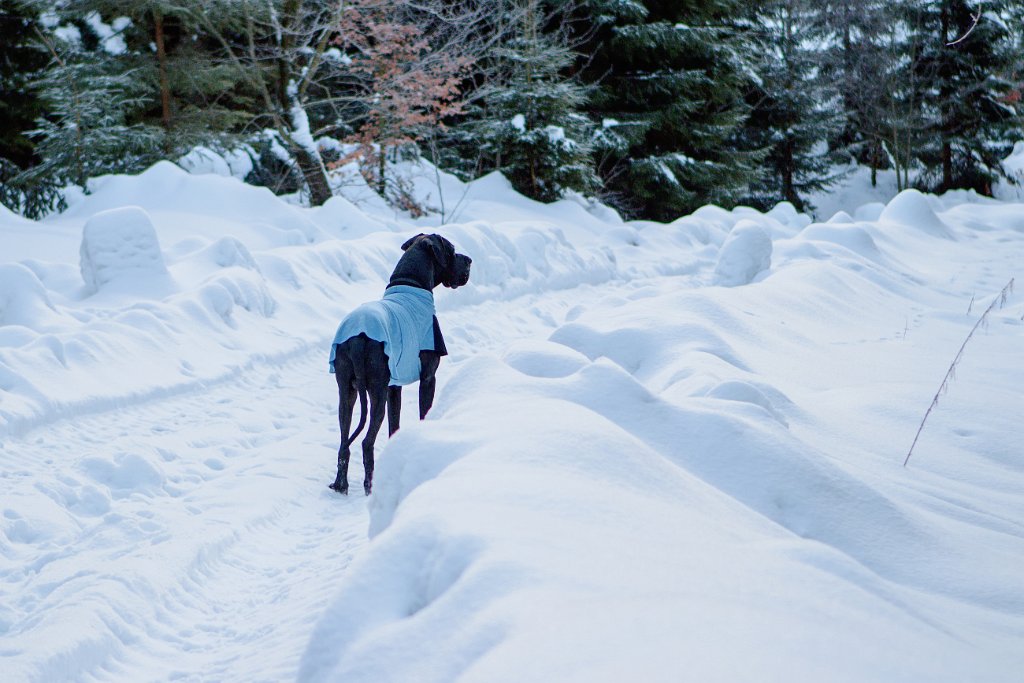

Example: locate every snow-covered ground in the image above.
[2,155,1023,682]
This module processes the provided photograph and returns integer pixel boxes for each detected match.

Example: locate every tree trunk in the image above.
[294,144,333,206]
[153,10,172,151]
[782,139,802,210]
[940,1,953,191]
[942,140,953,191]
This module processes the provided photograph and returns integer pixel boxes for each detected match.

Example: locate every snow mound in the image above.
[799,223,882,261]
[765,201,812,233]
[713,219,772,286]
[502,339,590,379]
[853,202,885,221]
[879,189,954,238]
[311,195,387,239]
[204,236,261,271]
[80,206,171,294]
[306,327,1024,681]
[0,264,64,329]
[703,379,789,426]
[80,452,165,499]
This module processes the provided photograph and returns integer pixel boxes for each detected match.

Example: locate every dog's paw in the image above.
[328,482,349,495]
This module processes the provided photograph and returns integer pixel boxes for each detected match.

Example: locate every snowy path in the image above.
[1,278,636,682]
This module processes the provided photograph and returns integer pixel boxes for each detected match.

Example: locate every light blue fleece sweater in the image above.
[329,285,435,386]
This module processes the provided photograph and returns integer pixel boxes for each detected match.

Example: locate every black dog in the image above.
[329,234,471,495]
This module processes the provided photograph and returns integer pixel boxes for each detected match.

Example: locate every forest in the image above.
[1,0,1022,222]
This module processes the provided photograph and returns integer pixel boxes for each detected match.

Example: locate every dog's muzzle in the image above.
[444,254,472,288]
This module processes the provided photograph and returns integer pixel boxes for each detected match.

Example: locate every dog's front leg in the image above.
[418,351,441,420]
[387,385,402,436]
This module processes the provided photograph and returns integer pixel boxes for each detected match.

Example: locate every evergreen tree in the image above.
[77,0,253,155]
[20,5,165,190]
[572,0,763,221]
[741,0,845,212]
[0,0,62,216]
[449,0,598,202]
[1,1,49,168]
[27,50,164,189]
[912,0,1021,193]
[814,0,895,185]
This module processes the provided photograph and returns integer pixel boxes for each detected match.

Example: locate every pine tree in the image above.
[0,0,60,216]
[28,54,164,189]
[572,0,763,221]
[741,0,845,212]
[0,1,49,168]
[815,0,895,185]
[22,6,164,190]
[450,0,598,202]
[912,0,1021,193]
[106,1,252,152]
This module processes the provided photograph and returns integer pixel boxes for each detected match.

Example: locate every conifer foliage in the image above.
[742,0,845,212]
[1,0,1021,219]
[911,0,1020,193]
[573,0,763,221]
[0,0,58,217]
[450,0,598,202]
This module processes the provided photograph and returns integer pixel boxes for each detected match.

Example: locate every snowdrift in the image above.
[2,154,1023,682]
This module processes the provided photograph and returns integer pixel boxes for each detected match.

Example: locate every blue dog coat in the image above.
[329,285,436,386]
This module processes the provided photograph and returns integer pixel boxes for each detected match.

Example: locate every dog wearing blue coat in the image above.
[329,234,471,495]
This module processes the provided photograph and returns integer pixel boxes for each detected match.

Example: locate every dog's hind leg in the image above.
[330,351,357,495]
[356,337,390,496]
[362,383,388,495]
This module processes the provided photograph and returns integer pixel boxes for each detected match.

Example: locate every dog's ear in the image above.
[401,234,427,251]
[425,234,455,269]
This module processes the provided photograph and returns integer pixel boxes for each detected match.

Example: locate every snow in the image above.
[2,153,1024,682]
[713,219,772,286]
[83,12,131,55]
[177,146,255,181]
[79,206,171,295]
[878,188,955,239]
[996,141,1024,201]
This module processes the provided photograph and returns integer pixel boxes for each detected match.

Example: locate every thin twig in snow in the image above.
[904,278,1014,467]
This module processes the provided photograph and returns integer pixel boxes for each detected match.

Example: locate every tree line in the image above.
[1,0,1021,222]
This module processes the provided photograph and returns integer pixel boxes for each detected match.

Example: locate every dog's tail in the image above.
[346,387,368,447]
[344,334,371,448]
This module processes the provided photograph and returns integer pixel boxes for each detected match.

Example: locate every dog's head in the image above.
[401,233,472,289]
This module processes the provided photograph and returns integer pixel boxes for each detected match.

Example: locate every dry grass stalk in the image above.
[904,278,1015,467]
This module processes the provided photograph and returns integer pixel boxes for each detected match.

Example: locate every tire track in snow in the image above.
[1,351,365,682]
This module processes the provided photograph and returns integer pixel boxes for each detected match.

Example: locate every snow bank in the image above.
[304,263,1024,681]
[299,185,1024,682]
[0,162,630,434]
